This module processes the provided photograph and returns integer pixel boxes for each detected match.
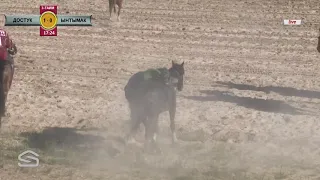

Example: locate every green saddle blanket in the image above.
[143,68,169,82]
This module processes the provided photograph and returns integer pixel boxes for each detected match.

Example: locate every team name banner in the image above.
[4,15,92,26]
[4,5,92,36]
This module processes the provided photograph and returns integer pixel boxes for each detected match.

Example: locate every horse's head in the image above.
[169,60,184,91]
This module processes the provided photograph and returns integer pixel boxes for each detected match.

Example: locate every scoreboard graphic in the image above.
[4,5,92,36]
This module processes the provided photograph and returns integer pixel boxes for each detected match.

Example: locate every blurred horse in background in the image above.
[109,0,124,21]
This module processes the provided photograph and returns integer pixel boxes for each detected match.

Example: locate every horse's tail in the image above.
[124,84,132,101]
[0,61,6,117]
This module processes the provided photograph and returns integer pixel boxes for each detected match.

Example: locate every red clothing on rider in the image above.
[0,28,14,61]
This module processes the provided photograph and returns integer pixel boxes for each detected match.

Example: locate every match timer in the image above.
[39,5,58,36]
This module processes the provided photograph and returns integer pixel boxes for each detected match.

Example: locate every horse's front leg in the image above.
[117,1,122,22]
[3,71,9,116]
[169,93,178,144]
[126,107,140,144]
[117,8,121,21]
[9,64,14,89]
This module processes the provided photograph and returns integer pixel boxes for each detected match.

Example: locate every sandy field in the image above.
[1,0,320,179]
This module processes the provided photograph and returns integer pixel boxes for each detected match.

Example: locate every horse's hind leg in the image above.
[113,0,117,15]
[126,105,144,144]
[143,114,161,153]
[169,113,178,144]
[117,7,121,21]
[109,0,114,20]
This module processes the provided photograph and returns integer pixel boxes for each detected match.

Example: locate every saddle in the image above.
[143,68,170,84]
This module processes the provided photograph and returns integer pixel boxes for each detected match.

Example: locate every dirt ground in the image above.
[1,0,320,179]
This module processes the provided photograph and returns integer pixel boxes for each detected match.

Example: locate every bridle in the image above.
[168,67,183,90]
[8,45,17,55]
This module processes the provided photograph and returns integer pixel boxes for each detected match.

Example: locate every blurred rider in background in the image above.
[0,28,17,68]
[0,27,17,117]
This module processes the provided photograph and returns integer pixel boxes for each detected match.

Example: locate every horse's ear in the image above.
[172,60,175,66]
[181,61,184,66]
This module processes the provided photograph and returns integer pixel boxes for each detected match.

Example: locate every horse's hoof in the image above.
[143,142,153,153]
[171,141,180,148]
[171,133,178,145]
[154,146,162,154]
[144,142,161,155]
[125,136,135,145]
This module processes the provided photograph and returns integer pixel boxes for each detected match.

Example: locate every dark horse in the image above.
[124,61,184,150]
[317,28,320,53]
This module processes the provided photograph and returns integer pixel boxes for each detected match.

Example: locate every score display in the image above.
[4,5,92,36]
